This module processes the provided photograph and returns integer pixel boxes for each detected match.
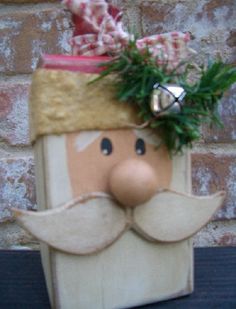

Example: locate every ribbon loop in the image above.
[63,0,194,69]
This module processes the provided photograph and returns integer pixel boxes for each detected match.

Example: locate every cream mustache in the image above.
[13,189,225,255]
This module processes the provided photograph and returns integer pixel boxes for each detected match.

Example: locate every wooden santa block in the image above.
[13,58,225,309]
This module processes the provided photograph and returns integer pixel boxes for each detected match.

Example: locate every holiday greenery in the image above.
[96,40,236,155]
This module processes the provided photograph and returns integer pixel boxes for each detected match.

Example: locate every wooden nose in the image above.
[108,159,158,208]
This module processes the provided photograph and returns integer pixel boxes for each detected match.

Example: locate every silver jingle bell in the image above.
[150,83,186,116]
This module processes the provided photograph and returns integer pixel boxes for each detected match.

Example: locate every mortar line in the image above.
[192,142,236,155]
[0,74,32,83]
[0,2,64,15]
[0,152,33,160]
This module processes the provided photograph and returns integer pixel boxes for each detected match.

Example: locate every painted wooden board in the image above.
[32,130,194,309]
[11,55,224,309]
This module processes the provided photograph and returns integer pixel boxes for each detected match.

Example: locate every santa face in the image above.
[14,128,225,255]
[66,129,172,207]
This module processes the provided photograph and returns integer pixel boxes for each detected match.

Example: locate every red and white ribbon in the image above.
[63,0,193,68]
[63,0,130,56]
[137,31,192,68]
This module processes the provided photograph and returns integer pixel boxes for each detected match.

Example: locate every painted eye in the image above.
[135,138,146,155]
[101,138,113,155]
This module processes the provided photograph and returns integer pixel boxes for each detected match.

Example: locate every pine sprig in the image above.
[97,41,236,154]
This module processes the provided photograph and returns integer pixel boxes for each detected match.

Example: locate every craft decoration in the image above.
[12,0,236,308]
[62,0,236,154]
[97,42,236,154]
[150,83,186,115]
[63,0,192,66]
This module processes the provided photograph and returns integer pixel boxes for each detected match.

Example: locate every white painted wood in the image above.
[43,135,72,208]
[55,231,192,309]
[171,152,191,193]
[33,139,55,307]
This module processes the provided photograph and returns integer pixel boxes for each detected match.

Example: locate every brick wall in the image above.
[0,0,235,249]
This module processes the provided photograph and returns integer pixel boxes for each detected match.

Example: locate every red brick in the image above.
[217,231,236,246]
[202,84,236,143]
[1,1,56,2]
[193,220,236,247]
[140,1,176,35]
[0,157,36,223]
[227,30,236,48]
[140,1,235,63]
[0,8,73,74]
[192,153,236,220]
[0,222,37,250]
[0,83,30,146]
[202,0,234,21]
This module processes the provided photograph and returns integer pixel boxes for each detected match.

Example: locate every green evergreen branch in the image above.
[97,41,236,154]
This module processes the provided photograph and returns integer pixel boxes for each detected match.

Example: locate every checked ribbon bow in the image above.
[63,0,193,69]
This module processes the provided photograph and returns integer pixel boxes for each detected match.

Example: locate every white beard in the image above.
[13,189,225,255]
